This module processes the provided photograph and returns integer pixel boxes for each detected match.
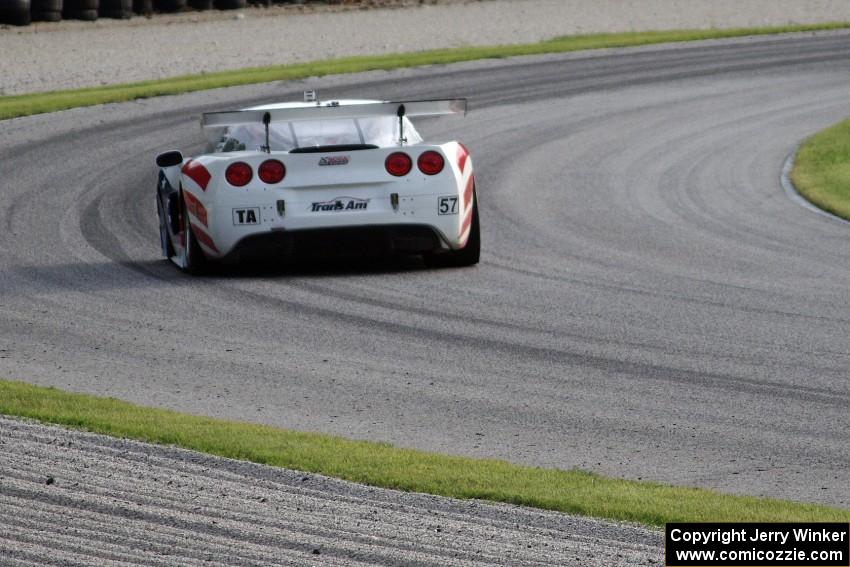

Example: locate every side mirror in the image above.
[156,150,183,168]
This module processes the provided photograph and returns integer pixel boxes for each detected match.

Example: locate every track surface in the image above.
[2,32,850,508]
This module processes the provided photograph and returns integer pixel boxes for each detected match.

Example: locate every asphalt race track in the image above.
[2,31,850,509]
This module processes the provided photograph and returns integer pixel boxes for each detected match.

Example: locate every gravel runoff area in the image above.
[4,0,850,95]
[0,417,661,566]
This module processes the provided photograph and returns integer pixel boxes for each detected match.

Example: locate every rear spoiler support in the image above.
[397,104,407,146]
[261,112,271,154]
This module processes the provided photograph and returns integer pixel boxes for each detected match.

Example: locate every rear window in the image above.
[207,116,422,153]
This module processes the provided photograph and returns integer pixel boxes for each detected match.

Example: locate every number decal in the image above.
[438,196,459,215]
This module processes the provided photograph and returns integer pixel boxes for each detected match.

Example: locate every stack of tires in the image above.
[99,0,130,17]
[152,0,184,12]
[0,0,31,25]
[2,0,260,24]
[188,0,211,10]
[214,0,245,9]
[132,0,150,14]
[62,0,96,19]
[31,0,61,21]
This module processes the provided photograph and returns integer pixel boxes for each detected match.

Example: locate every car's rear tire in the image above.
[157,198,175,259]
[178,192,207,275]
[425,188,480,268]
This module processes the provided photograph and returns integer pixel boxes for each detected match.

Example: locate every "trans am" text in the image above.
[310,198,369,212]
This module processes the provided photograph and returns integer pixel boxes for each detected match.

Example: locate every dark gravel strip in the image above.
[0,416,661,567]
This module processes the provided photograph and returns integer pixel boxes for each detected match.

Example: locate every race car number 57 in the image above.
[438,196,459,215]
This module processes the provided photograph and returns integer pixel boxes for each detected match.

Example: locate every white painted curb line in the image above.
[780,147,850,227]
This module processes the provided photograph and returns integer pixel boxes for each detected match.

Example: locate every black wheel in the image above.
[131,0,150,12]
[0,0,31,25]
[63,0,96,18]
[68,7,94,16]
[425,187,480,268]
[31,8,60,19]
[31,0,60,10]
[31,0,60,18]
[154,0,185,12]
[177,191,207,275]
[214,0,244,9]
[188,0,210,9]
[99,0,130,17]
[157,198,175,259]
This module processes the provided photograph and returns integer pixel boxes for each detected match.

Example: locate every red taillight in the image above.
[457,143,469,173]
[258,159,286,184]
[385,152,412,177]
[225,162,253,187]
[417,151,445,175]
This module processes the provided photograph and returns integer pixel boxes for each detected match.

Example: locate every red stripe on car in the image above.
[458,214,472,248]
[190,224,219,253]
[183,191,208,227]
[463,175,475,210]
[460,206,473,236]
[182,159,211,191]
[457,143,469,174]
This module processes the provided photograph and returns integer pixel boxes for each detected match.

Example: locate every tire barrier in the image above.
[62,0,97,20]
[153,0,185,12]
[0,0,31,25]
[99,0,130,18]
[31,0,61,21]
[131,0,151,13]
[214,0,245,10]
[3,0,362,25]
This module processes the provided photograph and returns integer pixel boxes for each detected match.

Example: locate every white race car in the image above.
[155,94,479,273]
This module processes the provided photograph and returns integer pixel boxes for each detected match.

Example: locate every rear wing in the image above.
[201,99,467,129]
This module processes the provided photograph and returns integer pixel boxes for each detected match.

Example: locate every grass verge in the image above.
[791,118,850,220]
[4,23,850,120]
[1,379,847,526]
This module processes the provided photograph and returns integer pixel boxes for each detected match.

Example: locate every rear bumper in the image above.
[199,187,466,258]
[180,144,474,258]
[221,224,445,263]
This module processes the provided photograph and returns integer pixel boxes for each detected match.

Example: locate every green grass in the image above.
[792,118,850,220]
[1,379,847,526]
[3,23,850,120]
